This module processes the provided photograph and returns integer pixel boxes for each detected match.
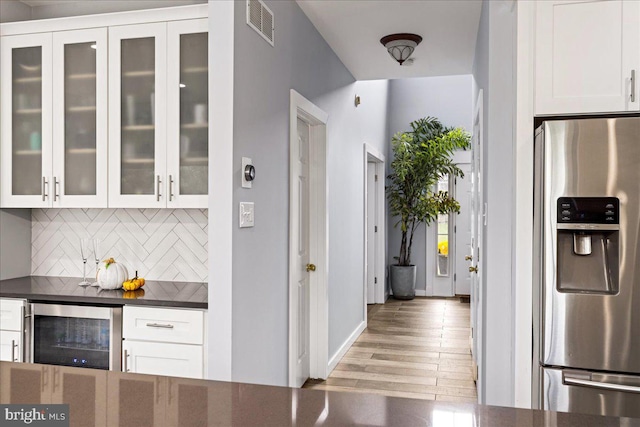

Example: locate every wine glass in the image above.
[79,238,92,286]
[90,238,102,287]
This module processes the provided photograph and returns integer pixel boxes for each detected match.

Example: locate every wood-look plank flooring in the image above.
[303,297,477,402]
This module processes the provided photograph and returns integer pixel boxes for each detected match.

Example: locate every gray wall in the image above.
[472,0,516,407]
[387,76,473,294]
[0,209,32,280]
[231,0,389,386]
[0,0,31,23]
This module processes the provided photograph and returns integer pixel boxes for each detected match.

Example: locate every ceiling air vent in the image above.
[246,0,274,46]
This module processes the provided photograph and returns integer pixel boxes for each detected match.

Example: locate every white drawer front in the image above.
[123,306,204,345]
[0,299,25,331]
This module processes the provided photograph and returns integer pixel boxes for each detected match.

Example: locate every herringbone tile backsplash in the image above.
[31,209,208,283]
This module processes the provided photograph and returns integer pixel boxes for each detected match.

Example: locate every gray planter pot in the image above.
[390,265,417,300]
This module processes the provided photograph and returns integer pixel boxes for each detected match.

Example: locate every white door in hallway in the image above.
[366,162,376,304]
[454,163,472,295]
[470,91,484,400]
[292,117,311,388]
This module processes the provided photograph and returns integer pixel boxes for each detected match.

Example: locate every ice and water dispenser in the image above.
[556,197,619,294]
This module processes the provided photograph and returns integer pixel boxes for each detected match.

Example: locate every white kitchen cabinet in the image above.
[52,28,108,208]
[0,299,25,363]
[0,33,53,208]
[0,29,108,208]
[109,19,209,209]
[166,19,209,208]
[122,306,205,379]
[108,23,168,208]
[535,0,640,115]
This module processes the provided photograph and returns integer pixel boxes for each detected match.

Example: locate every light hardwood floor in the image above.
[303,297,477,402]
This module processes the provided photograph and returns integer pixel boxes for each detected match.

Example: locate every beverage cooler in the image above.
[30,304,122,370]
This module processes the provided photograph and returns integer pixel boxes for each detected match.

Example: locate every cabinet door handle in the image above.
[631,69,636,102]
[123,349,130,372]
[146,322,174,329]
[169,175,174,202]
[53,366,59,392]
[41,365,48,392]
[11,340,16,362]
[156,175,162,202]
[53,177,59,202]
[41,177,48,201]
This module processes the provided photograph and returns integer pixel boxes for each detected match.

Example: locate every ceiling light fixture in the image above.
[380,33,422,65]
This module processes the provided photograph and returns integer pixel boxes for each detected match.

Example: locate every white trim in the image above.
[363,143,386,306]
[0,5,208,36]
[327,321,366,373]
[514,0,535,409]
[288,89,329,387]
[207,0,233,382]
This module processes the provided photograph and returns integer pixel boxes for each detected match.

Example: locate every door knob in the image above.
[465,255,473,261]
[306,264,316,272]
[469,266,478,273]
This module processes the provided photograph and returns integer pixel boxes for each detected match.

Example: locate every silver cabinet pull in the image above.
[146,322,174,329]
[52,366,59,392]
[156,175,162,202]
[631,69,636,102]
[41,177,48,201]
[169,175,174,202]
[564,376,640,394]
[123,349,130,372]
[11,340,16,362]
[53,176,59,202]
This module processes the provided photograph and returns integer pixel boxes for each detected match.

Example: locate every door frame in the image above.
[288,89,329,387]
[363,144,386,306]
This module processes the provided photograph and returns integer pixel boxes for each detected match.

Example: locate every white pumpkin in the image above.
[96,258,128,290]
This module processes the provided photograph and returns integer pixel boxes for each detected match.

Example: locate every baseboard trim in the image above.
[327,320,366,374]
[414,290,427,297]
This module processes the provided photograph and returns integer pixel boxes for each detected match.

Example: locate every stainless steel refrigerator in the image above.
[533,116,640,418]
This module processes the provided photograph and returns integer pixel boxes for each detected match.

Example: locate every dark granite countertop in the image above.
[1,361,638,426]
[0,276,207,309]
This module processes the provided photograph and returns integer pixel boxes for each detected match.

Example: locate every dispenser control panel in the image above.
[557,197,619,224]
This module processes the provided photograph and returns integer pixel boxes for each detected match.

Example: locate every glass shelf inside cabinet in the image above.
[12,46,43,196]
[178,32,208,196]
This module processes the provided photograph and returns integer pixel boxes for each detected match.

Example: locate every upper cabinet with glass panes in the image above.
[0,6,208,209]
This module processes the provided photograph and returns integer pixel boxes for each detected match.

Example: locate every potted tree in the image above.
[387,117,471,299]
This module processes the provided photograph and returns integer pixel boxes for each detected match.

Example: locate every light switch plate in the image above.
[239,202,255,228]
[242,157,252,189]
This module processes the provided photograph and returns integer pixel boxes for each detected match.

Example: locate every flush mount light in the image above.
[380,33,422,65]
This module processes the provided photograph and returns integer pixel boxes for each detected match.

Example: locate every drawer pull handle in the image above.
[146,322,174,329]
[11,340,16,362]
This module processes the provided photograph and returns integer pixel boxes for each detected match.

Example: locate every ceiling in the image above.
[296,0,482,81]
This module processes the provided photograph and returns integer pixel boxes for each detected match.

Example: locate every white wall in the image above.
[0,0,31,23]
[230,0,389,386]
[387,75,473,295]
[472,0,518,407]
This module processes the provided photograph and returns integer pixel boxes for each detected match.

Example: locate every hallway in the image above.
[304,297,477,402]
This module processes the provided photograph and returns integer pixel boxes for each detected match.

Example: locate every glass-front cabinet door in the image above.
[166,19,209,208]
[0,33,53,208]
[109,23,167,208]
[52,28,108,208]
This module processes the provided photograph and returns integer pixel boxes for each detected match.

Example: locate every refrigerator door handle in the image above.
[564,374,640,394]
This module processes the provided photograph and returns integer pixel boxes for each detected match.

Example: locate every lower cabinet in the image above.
[51,366,108,427]
[123,340,203,379]
[122,305,206,379]
[0,298,26,362]
[107,371,167,427]
[0,363,49,404]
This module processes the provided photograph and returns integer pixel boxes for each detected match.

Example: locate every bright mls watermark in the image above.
[1,405,69,426]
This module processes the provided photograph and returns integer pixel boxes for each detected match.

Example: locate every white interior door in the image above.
[292,117,311,388]
[366,162,377,304]
[454,163,472,295]
[470,92,484,395]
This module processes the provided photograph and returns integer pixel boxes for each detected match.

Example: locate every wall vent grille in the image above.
[246,0,274,46]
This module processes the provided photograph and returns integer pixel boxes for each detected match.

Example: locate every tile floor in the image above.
[304,297,477,402]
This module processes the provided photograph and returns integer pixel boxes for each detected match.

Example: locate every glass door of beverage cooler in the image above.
[32,304,122,370]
